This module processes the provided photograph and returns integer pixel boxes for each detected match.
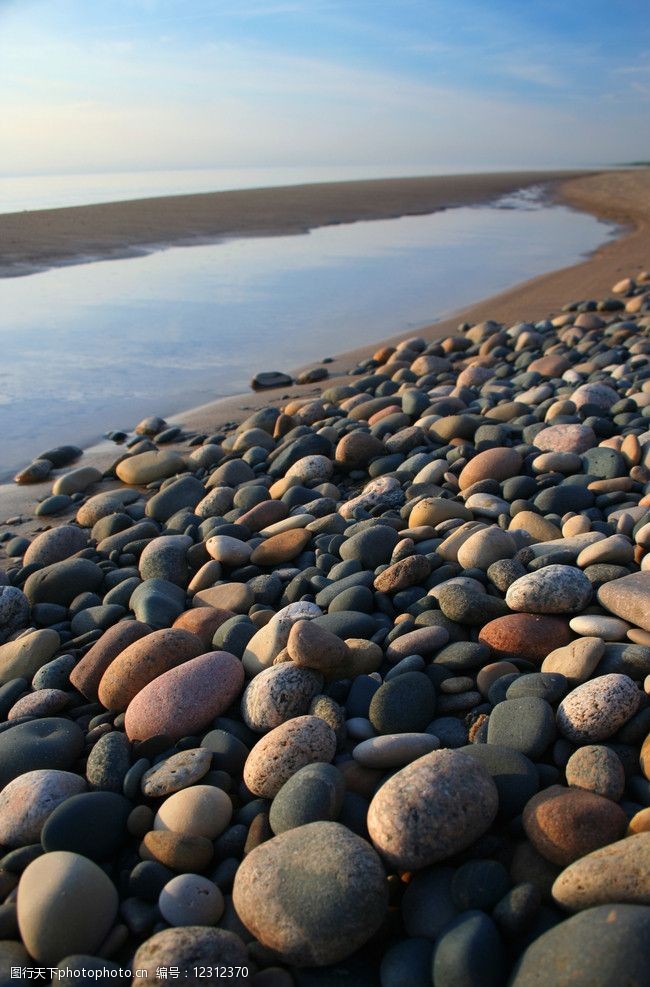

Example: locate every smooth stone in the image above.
[437,584,509,626]
[250,528,311,565]
[140,830,213,872]
[158,874,224,927]
[243,715,337,798]
[0,769,86,847]
[506,565,593,614]
[552,833,650,910]
[23,558,103,607]
[598,572,650,632]
[241,663,323,732]
[287,619,350,678]
[458,447,522,490]
[98,627,203,712]
[509,511,562,542]
[509,904,650,986]
[37,444,82,468]
[0,586,29,644]
[52,467,102,496]
[0,629,60,686]
[130,578,187,629]
[141,749,212,797]
[523,784,628,865]
[8,688,68,720]
[125,651,245,742]
[75,488,140,526]
[0,718,85,787]
[353,732,439,768]
[541,637,605,683]
[154,784,233,840]
[385,625,449,662]
[487,697,556,758]
[139,535,192,587]
[132,927,248,984]
[367,749,498,869]
[408,497,472,528]
[313,610,377,640]
[232,821,388,966]
[206,535,253,567]
[565,744,625,801]
[23,525,88,568]
[252,370,293,388]
[41,792,131,861]
[569,614,630,640]
[456,526,517,571]
[269,762,345,834]
[69,620,151,701]
[533,423,597,454]
[432,911,505,987]
[115,450,185,485]
[339,525,400,569]
[85,731,131,792]
[557,673,641,742]
[145,475,204,522]
[17,851,118,964]
[193,582,254,614]
[369,672,437,734]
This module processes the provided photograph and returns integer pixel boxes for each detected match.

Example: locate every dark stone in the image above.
[487,697,556,758]
[432,911,506,987]
[0,717,85,786]
[460,745,539,818]
[41,791,132,861]
[369,671,437,733]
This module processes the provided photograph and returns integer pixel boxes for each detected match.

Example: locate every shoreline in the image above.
[0,170,591,278]
[1,167,649,539]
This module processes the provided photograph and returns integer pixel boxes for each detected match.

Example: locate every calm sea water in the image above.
[0,191,617,478]
[0,164,577,214]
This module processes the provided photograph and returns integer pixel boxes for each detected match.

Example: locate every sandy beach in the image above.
[0,167,648,535]
[0,170,588,277]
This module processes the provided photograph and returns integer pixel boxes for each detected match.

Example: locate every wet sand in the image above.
[0,170,588,277]
[1,167,649,542]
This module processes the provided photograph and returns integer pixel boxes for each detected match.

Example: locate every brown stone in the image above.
[509,511,562,542]
[552,833,650,910]
[235,500,289,532]
[287,620,350,678]
[523,785,628,866]
[191,582,253,613]
[458,447,522,491]
[173,607,234,647]
[408,497,472,528]
[140,831,213,872]
[334,431,385,469]
[124,650,245,742]
[373,555,431,593]
[250,529,311,565]
[69,620,151,701]
[243,715,337,798]
[541,637,605,684]
[598,572,650,632]
[478,614,571,663]
[97,628,203,712]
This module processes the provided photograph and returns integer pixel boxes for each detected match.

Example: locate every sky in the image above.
[1,0,649,176]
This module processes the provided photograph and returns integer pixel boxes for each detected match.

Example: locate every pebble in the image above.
[241,662,323,732]
[367,749,498,869]
[0,718,85,787]
[598,571,650,632]
[369,671,437,733]
[115,450,185,484]
[243,715,337,797]
[551,833,650,910]
[523,784,628,865]
[17,850,118,964]
[0,628,60,685]
[132,927,248,983]
[154,784,232,839]
[565,744,626,800]
[541,637,605,683]
[353,732,439,768]
[269,762,345,833]
[0,769,86,847]
[125,650,245,741]
[140,748,212,796]
[486,697,556,758]
[41,791,132,861]
[158,874,224,927]
[506,565,593,614]
[556,673,642,742]
[233,821,388,966]
[510,904,650,986]
[479,614,571,663]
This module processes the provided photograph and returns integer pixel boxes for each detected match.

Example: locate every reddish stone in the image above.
[70,620,151,701]
[173,607,234,647]
[478,614,572,664]
[523,784,628,866]
[98,628,203,712]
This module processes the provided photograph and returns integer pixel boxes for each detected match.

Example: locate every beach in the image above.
[0,170,588,278]
[0,165,649,979]
[1,167,648,532]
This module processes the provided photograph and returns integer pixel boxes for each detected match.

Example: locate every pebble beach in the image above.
[1,169,650,986]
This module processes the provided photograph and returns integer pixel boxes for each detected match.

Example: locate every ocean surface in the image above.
[0,188,617,479]
[0,164,585,214]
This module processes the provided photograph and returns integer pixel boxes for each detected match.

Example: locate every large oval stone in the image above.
[243,715,337,797]
[124,651,244,741]
[233,821,388,966]
[367,749,498,870]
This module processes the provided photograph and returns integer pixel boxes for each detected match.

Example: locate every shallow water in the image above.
[0,192,617,478]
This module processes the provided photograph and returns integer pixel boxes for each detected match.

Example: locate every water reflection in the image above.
[0,198,616,477]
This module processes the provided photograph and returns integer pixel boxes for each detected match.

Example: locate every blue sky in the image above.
[1,0,649,175]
